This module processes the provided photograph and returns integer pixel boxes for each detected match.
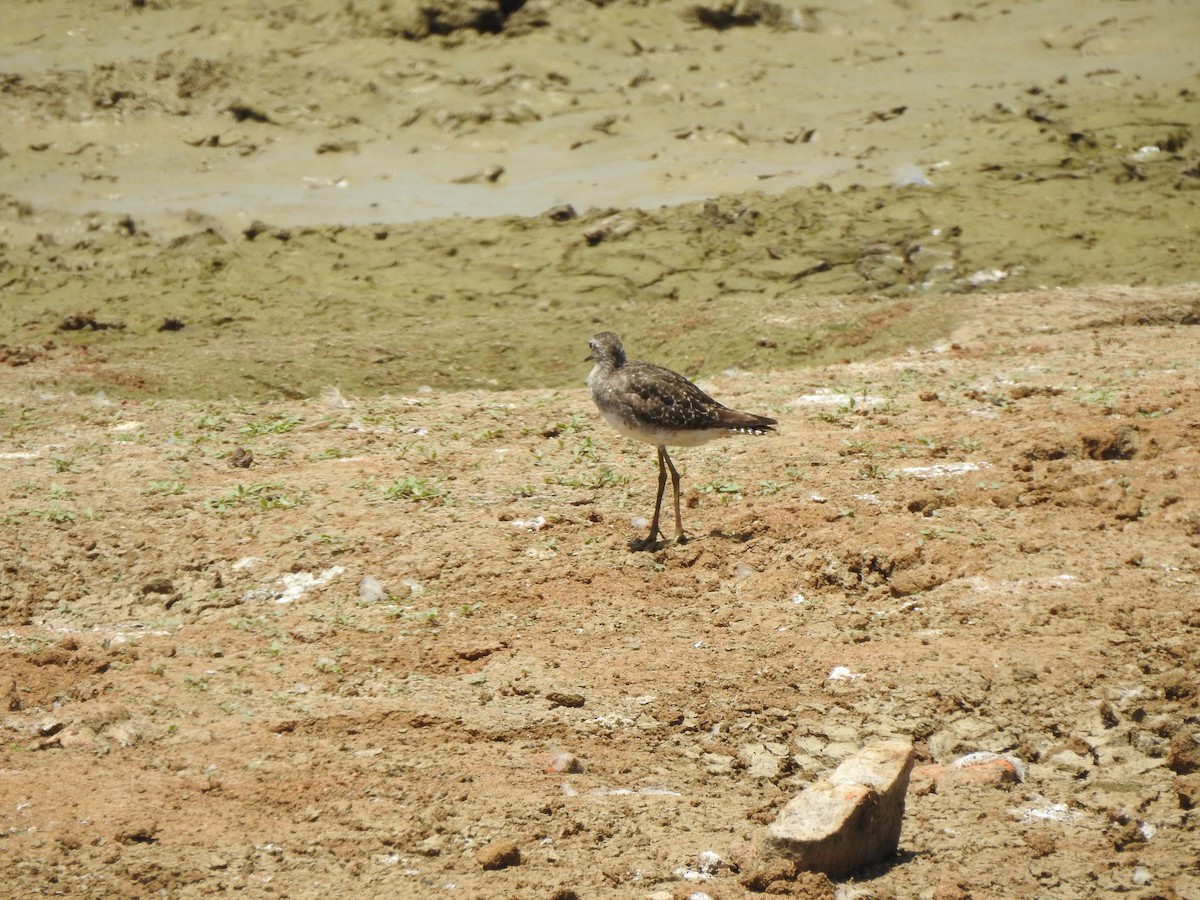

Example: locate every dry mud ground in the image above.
[3,286,1200,898]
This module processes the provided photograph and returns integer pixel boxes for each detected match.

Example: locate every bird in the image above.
[586,331,777,550]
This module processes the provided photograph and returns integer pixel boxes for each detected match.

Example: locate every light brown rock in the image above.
[764,740,915,876]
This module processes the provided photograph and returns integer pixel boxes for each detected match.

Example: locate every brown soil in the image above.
[4,286,1200,898]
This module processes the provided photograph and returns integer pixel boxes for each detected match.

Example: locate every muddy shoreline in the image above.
[3,0,1199,399]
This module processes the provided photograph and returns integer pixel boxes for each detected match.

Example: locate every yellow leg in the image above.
[631,446,669,550]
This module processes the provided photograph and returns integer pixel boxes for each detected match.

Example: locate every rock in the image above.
[764,741,915,876]
[740,741,790,779]
[115,823,159,844]
[911,751,1022,792]
[540,750,585,774]
[477,839,520,870]
[582,214,637,246]
[546,691,586,709]
[1174,773,1200,809]
[1167,730,1200,774]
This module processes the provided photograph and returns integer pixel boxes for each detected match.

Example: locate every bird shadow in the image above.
[625,528,760,552]
[707,528,756,544]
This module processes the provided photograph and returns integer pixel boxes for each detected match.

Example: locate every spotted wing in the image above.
[615,362,731,432]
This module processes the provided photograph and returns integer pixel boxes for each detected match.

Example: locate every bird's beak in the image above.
[585,350,595,362]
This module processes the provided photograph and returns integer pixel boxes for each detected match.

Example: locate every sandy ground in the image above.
[3,1,1200,898]
[4,285,1200,898]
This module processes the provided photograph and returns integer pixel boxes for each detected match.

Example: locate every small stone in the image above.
[477,839,520,870]
[115,823,159,845]
[1174,773,1200,809]
[765,741,915,876]
[228,447,254,468]
[541,751,585,774]
[546,691,586,709]
[912,753,1022,793]
[582,213,637,246]
[142,577,174,595]
[1167,730,1200,775]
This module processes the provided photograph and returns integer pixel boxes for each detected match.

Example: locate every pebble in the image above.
[541,751,585,774]
[477,839,520,870]
[911,751,1023,792]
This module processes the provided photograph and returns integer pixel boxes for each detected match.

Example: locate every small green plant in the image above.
[205,482,305,511]
[382,476,447,503]
[396,606,440,625]
[841,438,875,456]
[546,468,627,489]
[194,413,230,432]
[143,480,187,496]
[699,479,742,497]
[572,437,599,462]
[184,675,210,692]
[29,505,76,523]
[50,456,80,474]
[238,414,303,438]
[954,436,982,452]
[47,483,74,501]
[920,527,956,540]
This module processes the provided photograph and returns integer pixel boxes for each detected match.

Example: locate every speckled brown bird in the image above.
[586,331,777,549]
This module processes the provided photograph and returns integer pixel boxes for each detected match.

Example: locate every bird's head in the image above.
[586,332,626,367]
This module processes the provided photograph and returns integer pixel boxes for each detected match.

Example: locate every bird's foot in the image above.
[628,532,687,552]
[628,534,664,552]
